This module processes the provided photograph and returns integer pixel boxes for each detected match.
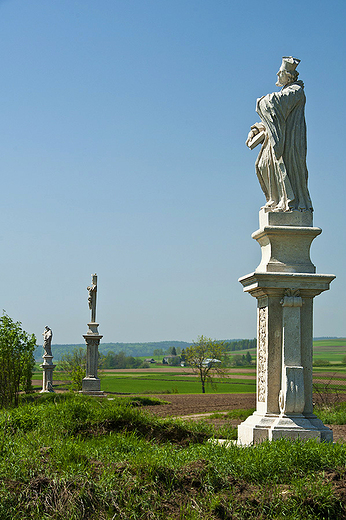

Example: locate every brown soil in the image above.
[142,393,346,443]
[143,393,256,417]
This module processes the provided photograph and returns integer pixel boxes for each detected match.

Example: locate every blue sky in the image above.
[0,0,345,344]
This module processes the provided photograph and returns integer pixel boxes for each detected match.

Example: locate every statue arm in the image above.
[246,122,266,148]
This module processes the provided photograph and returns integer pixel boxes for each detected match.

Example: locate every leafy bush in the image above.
[0,314,36,407]
[58,347,86,390]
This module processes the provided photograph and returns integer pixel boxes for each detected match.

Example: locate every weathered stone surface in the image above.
[237,204,335,444]
[253,209,320,274]
[246,56,313,212]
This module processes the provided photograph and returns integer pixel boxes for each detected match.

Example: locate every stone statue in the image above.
[246,56,313,212]
[42,326,53,357]
[87,273,97,323]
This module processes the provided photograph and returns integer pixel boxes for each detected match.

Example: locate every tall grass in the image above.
[0,394,346,519]
[315,401,346,425]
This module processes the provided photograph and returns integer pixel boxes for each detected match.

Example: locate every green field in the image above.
[32,338,345,395]
[100,372,256,394]
[313,338,346,364]
[231,339,346,364]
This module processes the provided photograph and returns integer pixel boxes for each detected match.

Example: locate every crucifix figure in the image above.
[87,273,97,323]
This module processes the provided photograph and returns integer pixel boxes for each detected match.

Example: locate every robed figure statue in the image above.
[42,326,53,357]
[246,56,313,212]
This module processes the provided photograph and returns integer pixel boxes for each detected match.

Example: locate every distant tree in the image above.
[100,351,142,369]
[224,339,257,352]
[153,348,163,359]
[232,355,244,366]
[168,355,181,366]
[180,349,186,363]
[0,313,36,407]
[59,347,86,391]
[171,346,177,356]
[185,336,226,393]
[246,351,252,365]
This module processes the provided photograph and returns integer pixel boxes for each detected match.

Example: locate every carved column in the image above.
[279,289,305,415]
[237,209,335,444]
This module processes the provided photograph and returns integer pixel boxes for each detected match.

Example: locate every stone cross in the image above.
[82,274,103,395]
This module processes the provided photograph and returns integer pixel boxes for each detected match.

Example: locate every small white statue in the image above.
[246,57,313,213]
[42,326,53,357]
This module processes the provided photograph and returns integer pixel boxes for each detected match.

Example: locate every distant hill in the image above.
[35,337,344,362]
[34,341,192,362]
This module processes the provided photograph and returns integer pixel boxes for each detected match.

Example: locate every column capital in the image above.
[239,272,335,299]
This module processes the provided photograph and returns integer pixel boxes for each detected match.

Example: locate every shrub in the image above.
[0,313,36,408]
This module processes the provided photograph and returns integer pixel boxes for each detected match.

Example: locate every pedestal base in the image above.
[40,360,56,393]
[82,376,102,394]
[238,412,333,445]
[237,209,335,446]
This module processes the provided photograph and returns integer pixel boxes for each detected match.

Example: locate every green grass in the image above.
[315,402,346,425]
[1,394,346,519]
[313,339,346,365]
[314,339,346,348]
[100,373,256,394]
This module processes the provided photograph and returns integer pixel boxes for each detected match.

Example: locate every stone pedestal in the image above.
[82,322,103,395]
[237,209,335,444]
[40,355,56,393]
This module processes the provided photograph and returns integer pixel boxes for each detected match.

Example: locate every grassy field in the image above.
[32,338,345,395]
[1,393,346,519]
[100,372,256,394]
[313,339,346,364]
[230,339,346,364]
[33,368,257,394]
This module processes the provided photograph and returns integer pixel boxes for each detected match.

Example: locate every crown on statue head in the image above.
[279,56,300,73]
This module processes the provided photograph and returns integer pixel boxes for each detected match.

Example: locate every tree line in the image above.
[224,339,256,351]
[34,339,257,362]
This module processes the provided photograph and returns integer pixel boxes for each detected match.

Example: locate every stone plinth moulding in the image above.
[237,209,335,445]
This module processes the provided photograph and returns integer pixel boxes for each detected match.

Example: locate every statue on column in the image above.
[87,273,97,323]
[83,274,103,394]
[246,56,313,213]
[42,326,53,356]
[40,326,55,393]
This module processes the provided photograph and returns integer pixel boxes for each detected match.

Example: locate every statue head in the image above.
[276,56,300,87]
[92,273,97,285]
